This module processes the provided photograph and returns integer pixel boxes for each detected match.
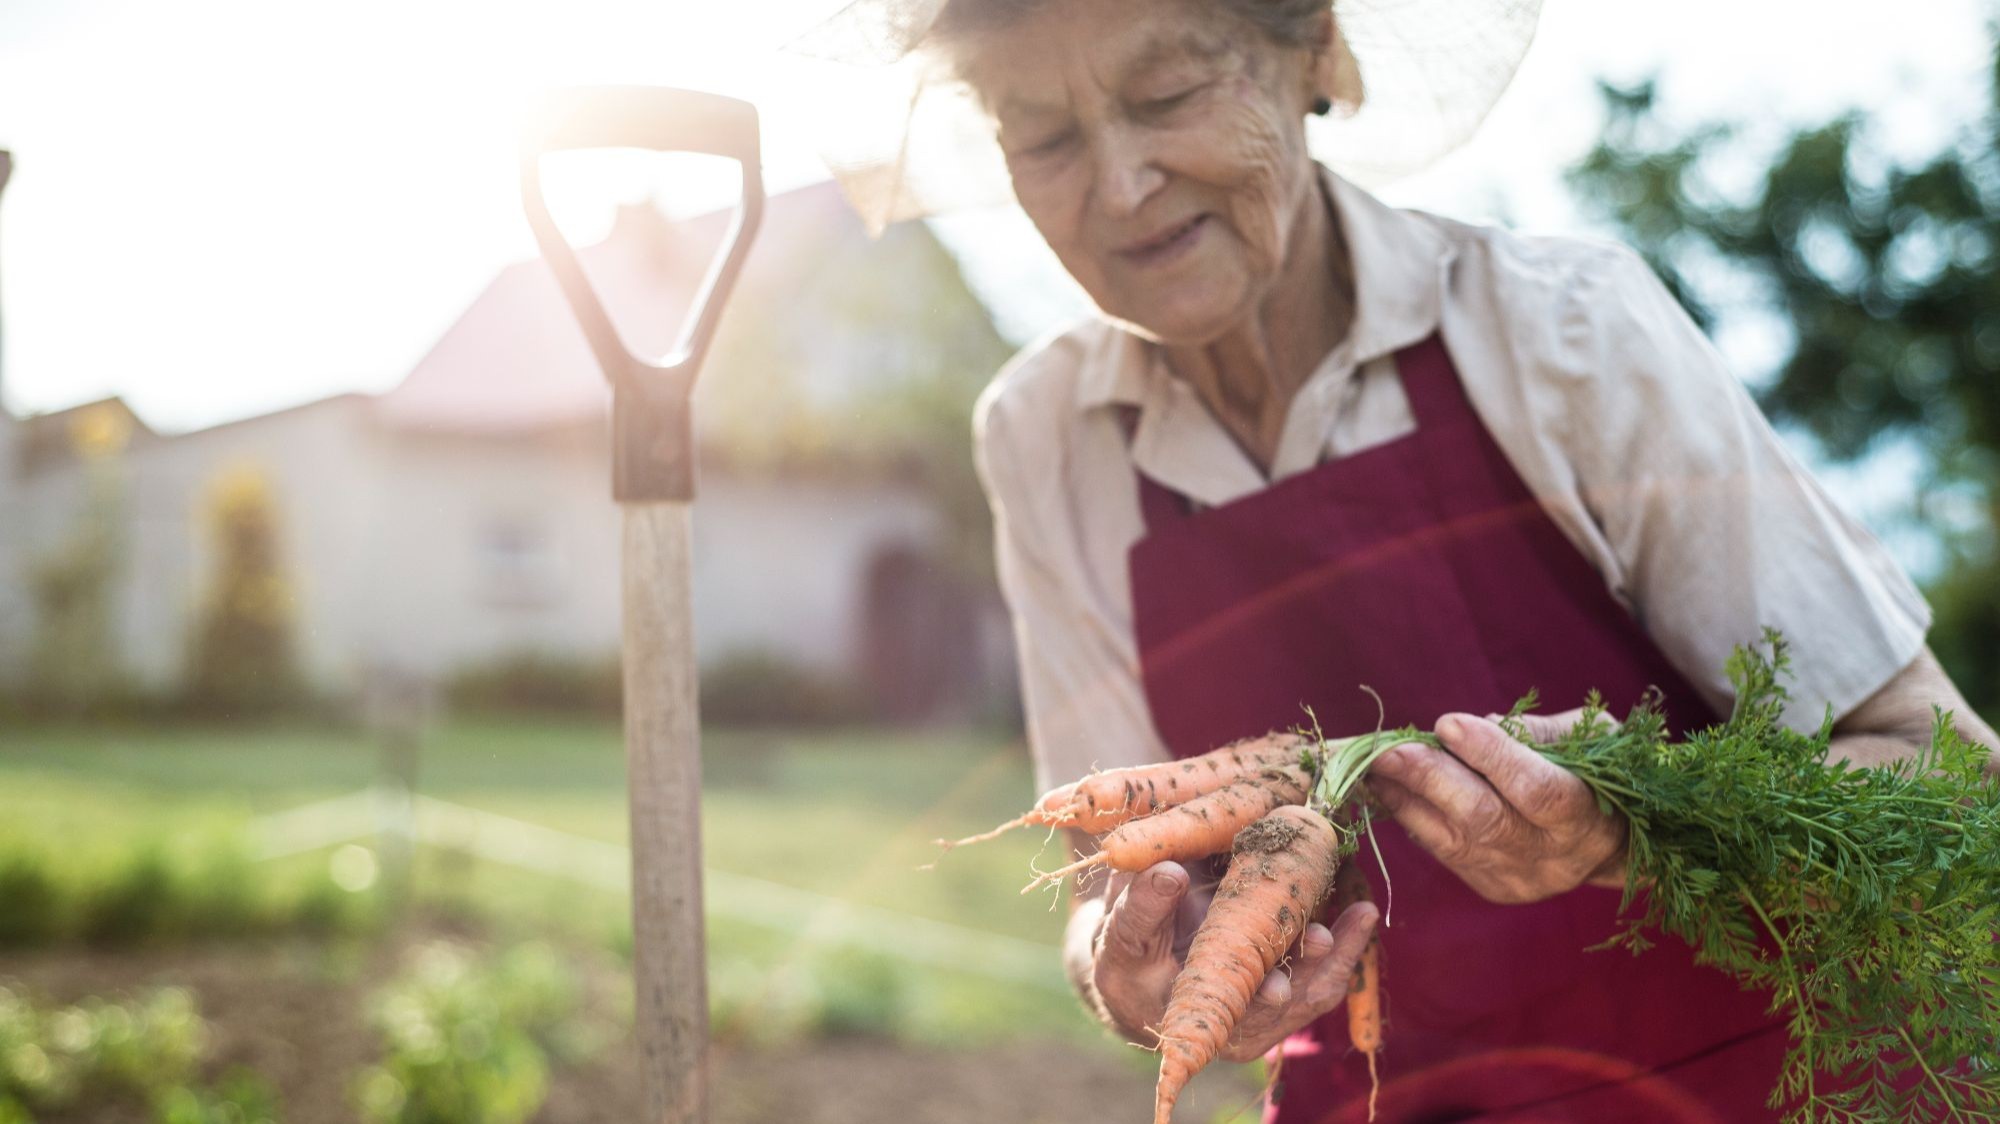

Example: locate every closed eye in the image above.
[1008,129,1078,160]
[1140,83,1208,116]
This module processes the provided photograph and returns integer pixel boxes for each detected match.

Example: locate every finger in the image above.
[1370,740,1502,828]
[1499,707,1616,746]
[1099,862,1189,965]
[1501,710,1571,745]
[1366,775,1465,861]
[1254,921,1334,1008]
[1224,907,1377,1062]
[1299,902,1378,1009]
[1436,714,1582,826]
[1255,965,1292,1007]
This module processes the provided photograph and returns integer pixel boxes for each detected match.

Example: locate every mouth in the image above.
[1115,213,1210,267]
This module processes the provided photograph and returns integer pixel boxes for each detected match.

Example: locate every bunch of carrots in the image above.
[941,634,2000,1124]
[944,725,1413,1124]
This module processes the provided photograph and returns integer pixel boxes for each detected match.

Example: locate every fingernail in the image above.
[1150,871,1179,895]
[1438,714,1464,740]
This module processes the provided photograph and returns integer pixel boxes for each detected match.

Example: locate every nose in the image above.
[1089,124,1165,221]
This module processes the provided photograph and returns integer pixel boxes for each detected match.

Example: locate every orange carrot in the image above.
[1349,939,1382,1116]
[1336,861,1382,1120]
[1059,733,1310,831]
[1153,805,1341,1124]
[1021,765,1312,893]
[933,732,1308,851]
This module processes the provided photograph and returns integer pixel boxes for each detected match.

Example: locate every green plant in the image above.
[25,406,132,714]
[353,941,591,1124]
[444,648,874,725]
[0,842,382,951]
[1301,634,2000,1122]
[443,652,622,716]
[799,948,910,1040]
[1566,53,2000,722]
[0,982,270,1121]
[157,1071,282,1124]
[0,857,62,947]
[184,465,308,716]
[699,650,870,728]
[80,850,183,945]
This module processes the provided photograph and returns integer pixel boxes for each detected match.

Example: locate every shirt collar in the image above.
[1073,165,1458,413]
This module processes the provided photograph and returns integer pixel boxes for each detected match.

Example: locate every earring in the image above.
[1311,95,1333,117]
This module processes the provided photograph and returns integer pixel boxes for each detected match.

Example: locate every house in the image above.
[0,180,1019,721]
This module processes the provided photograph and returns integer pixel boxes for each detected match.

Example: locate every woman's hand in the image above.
[1366,710,1628,904]
[1065,860,1378,1062]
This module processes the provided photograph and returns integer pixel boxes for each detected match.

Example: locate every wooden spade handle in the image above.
[623,502,706,1122]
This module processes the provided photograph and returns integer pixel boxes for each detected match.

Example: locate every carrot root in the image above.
[1021,852,1106,894]
[1350,937,1382,1122]
[932,812,1034,853]
[1337,860,1383,1123]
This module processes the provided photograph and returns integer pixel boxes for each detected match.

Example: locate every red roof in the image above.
[376,179,858,435]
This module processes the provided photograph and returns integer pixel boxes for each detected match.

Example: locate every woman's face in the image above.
[957,0,1324,344]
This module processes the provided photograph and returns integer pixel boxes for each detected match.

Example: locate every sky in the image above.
[0,0,1992,437]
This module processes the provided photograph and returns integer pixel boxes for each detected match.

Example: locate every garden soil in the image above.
[1,934,1257,1123]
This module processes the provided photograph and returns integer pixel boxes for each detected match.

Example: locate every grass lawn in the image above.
[0,717,1096,1045]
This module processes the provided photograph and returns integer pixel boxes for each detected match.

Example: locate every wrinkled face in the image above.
[955,0,1322,344]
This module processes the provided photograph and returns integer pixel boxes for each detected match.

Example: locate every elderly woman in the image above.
[817,0,1998,1118]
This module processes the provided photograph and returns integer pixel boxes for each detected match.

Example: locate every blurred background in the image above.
[1,0,1996,1120]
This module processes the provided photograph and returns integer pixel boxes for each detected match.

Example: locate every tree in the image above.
[1566,34,2000,713]
[26,406,130,712]
[699,213,1014,580]
[185,465,306,714]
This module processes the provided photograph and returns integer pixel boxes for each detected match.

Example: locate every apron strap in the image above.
[1394,333,1470,431]
[1117,404,1195,532]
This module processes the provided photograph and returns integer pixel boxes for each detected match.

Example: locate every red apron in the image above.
[1124,333,1788,1123]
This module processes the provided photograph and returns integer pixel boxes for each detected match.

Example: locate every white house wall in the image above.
[691,473,940,671]
[353,424,622,677]
[2,401,948,697]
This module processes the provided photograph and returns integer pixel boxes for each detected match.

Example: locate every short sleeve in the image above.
[974,350,1171,793]
[1553,245,1931,730]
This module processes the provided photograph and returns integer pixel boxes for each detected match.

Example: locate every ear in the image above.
[1306,10,1366,116]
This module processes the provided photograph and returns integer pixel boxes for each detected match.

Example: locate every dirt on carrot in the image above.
[934,732,1308,853]
[1152,805,1342,1124]
[1022,765,1312,893]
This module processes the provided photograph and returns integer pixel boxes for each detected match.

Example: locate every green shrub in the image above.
[183,466,309,717]
[699,651,870,728]
[80,851,189,945]
[708,944,909,1045]
[157,1071,282,1124]
[182,852,262,940]
[0,858,63,947]
[24,418,131,716]
[445,648,872,725]
[0,843,381,951]
[799,948,909,1040]
[443,653,621,716]
[353,941,594,1124]
[0,982,270,1121]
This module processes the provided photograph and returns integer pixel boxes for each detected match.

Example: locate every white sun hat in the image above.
[789,0,1545,235]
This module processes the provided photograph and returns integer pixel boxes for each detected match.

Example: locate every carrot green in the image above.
[1299,632,2000,1123]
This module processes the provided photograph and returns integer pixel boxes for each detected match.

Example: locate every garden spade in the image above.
[520,87,763,1124]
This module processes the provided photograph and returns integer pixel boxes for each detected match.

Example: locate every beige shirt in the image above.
[973,169,1931,793]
